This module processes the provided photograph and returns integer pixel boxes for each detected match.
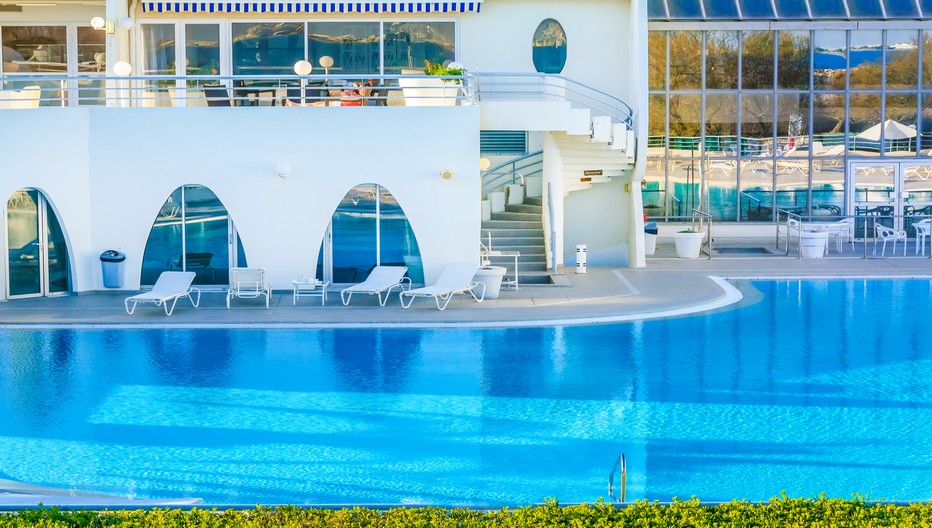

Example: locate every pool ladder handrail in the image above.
[607,452,626,502]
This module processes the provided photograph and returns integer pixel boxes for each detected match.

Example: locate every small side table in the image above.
[292,279,329,305]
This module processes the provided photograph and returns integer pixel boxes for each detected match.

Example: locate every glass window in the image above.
[648,0,669,18]
[849,30,882,90]
[813,30,847,90]
[922,94,932,152]
[737,0,776,17]
[778,31,810,90]
[777,93,810,152]
[774,0,811,18]
[883,0,920,17]
[77,27,105,73]
[140,24,176,76]
[705,93,738,153]
[668,94,702,146]
[648,31,666,90]
[847,0,884,16]
[667,0,704,18]
[703,0,739,18]
[308,22,380,76]
[706,31,738,89]
[743,31,774,89]
[532,19,567,74]
[232,22,304,76]
[885,93,918,154]
[741,93,775,156]
[648,94,667,145]
[379,186,423,285]
[185,24,220,78]
[811,165,845,215]
[384,22,455,75]
[669,31,702,90]
[1,25,66,73]
[7,189,40,296]
[813,93,846,155]
[924,31,932,89]
[885,30,918,90]
[921,0,932,17]
[809,0,848,17]
[849,93,882,155]
[739,160,775,220]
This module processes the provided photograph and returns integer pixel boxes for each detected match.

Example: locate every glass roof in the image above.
[649,0,927,19]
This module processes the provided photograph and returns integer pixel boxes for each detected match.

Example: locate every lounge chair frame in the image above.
[398,262,485,311]
[125,271,201,316]
[340,266,412,306]
[227,267,272,309]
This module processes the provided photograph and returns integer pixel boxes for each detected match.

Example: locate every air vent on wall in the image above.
[480,131,528,155]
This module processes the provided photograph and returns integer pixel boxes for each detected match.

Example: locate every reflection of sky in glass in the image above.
[738,0,774,17]
[704,0,739,18]
[774,0,810,18]
[809,0,848,18]
[648,0,668,18]
[883,0,919,17]
[850,30,882,68]
[847,0,884,16]
[667,0,704,18]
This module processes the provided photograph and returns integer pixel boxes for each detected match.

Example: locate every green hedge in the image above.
[2,496,931,527]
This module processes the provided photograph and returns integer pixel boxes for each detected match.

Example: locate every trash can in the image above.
[473,266,507,299]
[100,250,126,288]
[644,222,658,256]
[576,244,587,273]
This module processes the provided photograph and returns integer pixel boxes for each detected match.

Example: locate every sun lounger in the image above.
[399,261,485,310]
[227,267,272,309]
[124,271,200,316]
[340,266,411,306]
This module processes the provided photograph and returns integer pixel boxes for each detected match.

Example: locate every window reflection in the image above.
[667,0,703,18]
[849,30,882,90]
[6,190,40,296]
[703,0,739,18]
[532,19,567,74]
[648,31,666,90]
[705,93,737,153]
[885,93,918,153]
[809,0,848,17]
[185,24,220,77]
[669,31,702,90]
[741,93,774,156]
[885,30,918,90]
[384,22,455,75]
[737,0,775,17]
[847,0,884,17]
[742,31,774,89]
[141,24,176,76]
[813,93,846,155]
[705,31,738,89]
[777,93,809,148]
[814,30,846,90]
[883,0,919,17]
[777,31,809,90]
[1,26,66,73]
[77,27,105,73]
[774,0,810,18]
[308,22,380,76]
[849,93,882,155]
[232,22,304,76]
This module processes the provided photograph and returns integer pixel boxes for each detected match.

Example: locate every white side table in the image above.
[292,279,329,305]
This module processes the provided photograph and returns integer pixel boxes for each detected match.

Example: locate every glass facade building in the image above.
[646,0,932,223]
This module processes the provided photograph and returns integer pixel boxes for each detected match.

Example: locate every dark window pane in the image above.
[648,0,669,18]
[232,22,304,76]
[883,0,919,16]
[738,0,776,17]
[384,22,455,75]
[667,0,704,18]
[847,0,884,16]
[704,0,739,18]
[0,26,66,73]
[920,0,932,16]
[809,0,848,17]
[774,0,811,17]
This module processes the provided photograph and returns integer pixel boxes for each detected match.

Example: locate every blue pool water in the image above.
[2,279,932,505]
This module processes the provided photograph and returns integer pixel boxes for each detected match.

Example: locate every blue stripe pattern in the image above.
[142,1,480,12]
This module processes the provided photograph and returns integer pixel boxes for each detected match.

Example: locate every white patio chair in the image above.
[227,267,271,309]
[913,218,932,256]
[828,219,854,254]
[125,271,200,316]
[340,266,411,306]
[874,223,907,256]
[399,261,485,311]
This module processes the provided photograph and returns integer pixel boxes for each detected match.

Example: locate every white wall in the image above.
[1,106,481,297]
[563,177,630,267]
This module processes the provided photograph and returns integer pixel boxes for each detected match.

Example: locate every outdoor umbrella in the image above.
[857,119,918,141]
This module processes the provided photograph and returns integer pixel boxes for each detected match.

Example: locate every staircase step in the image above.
[524,197,543,206]
[505,204,542,214]
[484,236,545,246]
[491,211,540,221]
[482,220,542,229]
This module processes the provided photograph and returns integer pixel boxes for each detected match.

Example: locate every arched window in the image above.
[140,185,245,286]
[533,19,567,74]
[6,188,70,298]
[318,184,424,285]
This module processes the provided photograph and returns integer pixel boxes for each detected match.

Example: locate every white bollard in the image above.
[576,244,587,274]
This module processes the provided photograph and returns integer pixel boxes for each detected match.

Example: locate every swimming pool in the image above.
[1,279,931,505]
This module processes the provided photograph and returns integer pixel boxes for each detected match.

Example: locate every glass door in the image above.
[850,161,932,238]
[6,189,70,298]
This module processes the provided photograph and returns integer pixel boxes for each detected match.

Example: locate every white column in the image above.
[543,133,564,269]
[627,0,649,268]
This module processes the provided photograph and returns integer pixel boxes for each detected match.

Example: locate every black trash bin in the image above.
[644,222,658,256]
[100,250,126,288]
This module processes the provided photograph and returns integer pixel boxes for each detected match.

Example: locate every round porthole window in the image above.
[532,18,567,74]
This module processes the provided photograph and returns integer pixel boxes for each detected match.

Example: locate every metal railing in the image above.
[776,212,932,259]
[607,453,627,503]
[481,151,543,198]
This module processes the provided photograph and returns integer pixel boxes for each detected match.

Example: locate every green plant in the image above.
[678,228,697,233]
[423,59,464,83]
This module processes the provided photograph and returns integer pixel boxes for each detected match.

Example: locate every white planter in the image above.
[673,231,706,258]
[506,184,524,205]
[473,266,507,299]
[489,191,506,213]
[398,73,460,106]
[800,231,828,258]
[481,199,491,221]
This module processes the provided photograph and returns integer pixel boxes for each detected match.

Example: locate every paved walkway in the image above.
[2,252,930,328]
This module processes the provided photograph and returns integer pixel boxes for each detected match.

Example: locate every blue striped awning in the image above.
[142,1,481,12]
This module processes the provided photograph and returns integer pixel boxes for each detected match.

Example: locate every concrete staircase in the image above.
[481,197,551,285]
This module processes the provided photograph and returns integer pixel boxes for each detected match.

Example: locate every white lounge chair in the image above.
[124,271,201,316]
[340,266,411,306]
[227,267,271,309]
[399,261,485,310]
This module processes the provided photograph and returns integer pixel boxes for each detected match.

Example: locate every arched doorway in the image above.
[140,185,245,287]
[5,188,70,298]
[317,184,424,285]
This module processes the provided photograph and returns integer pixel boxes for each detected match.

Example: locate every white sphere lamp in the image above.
[293,60,312,76]
[113,60,132,76]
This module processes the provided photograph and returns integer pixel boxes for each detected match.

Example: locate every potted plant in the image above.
[673,228,706,258]
[399,59,464,106]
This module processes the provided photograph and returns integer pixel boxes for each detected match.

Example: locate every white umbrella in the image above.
[857,119,918,141]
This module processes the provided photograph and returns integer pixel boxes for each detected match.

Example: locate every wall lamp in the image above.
[277,162,292,179]
[440,169,455,181]
[479,157,491,171]
[319,56,333,76]
[293,60,312,76]
[91,16,132,34]
[113,60,132,76]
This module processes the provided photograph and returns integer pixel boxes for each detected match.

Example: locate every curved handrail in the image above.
[481,151,543,197]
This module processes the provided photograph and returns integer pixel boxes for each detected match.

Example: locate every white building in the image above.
[0,0,645,300]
